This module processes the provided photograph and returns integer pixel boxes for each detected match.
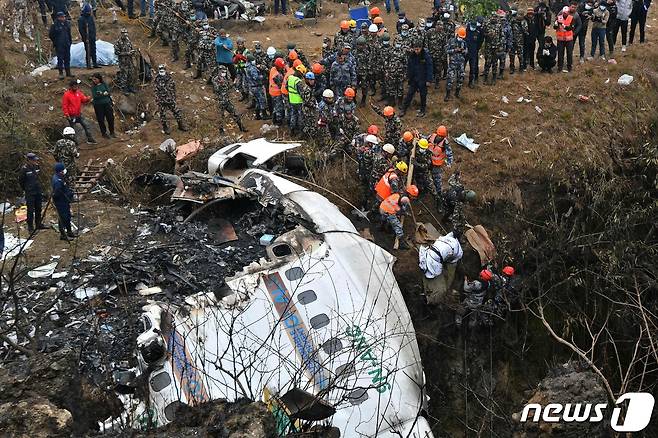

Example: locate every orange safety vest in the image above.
[281,68,293,95]
[556,15,574,42]
[375,168,398,200]
[269,67,282,97]
[429,137,447,167]
[380,193,402,215]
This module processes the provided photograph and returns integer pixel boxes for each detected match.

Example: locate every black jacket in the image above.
[78,13,96,42]
[49,20,72,50]
[406,49,434,84]
[18,164,43,196]
[537,42,557,63]
[534,2,552,31]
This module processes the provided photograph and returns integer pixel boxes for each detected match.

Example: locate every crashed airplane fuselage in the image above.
[127,141,433,437]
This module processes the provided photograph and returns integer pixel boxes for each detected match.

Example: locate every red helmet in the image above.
[292,59,303,68]
[344,87,355,98]
[406,185,419,198]
[367,125,379,135]
[479,269,493,282]
[274,57,285,69]
[370,6,380,16]
[436,125,448,137]
[502,266,515,276]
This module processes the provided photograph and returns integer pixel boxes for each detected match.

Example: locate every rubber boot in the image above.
[177,120,188,131]
[255,109,262,120]
[444,88,451,102]
[492,72,497,85]
[185,60,191,69]
[483,74,489,85]
[163,122,171,135]
[499,69,504,79]
[455,87,461,98]
[193,69,202,79]
[468,76,474,88]
[65,67,72,77]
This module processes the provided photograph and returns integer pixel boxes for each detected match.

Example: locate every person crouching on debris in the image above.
[458,269,501,328]
[379,185,418,249]
[52,163,77,241]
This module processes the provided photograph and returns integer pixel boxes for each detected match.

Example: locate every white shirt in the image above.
[418,232,463,279]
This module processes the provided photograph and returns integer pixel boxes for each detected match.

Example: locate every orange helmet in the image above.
[436,125,448,137]
[344,87,355,98]
[457,26,466,38]
[406,185,419,198]
[402,131,413,142]
[292,59,303,68]
[367,124,379,135]
[340,20,349,30]
[311,63,324,74]
[370,6,380,16]
[383,106,395,117]
[373,16,384,24]
[288,50,298,60]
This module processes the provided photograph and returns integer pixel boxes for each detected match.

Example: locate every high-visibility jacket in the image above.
[380,193,402,215]
[428,135,447,167]
[281,68,293,95]
[287,75,303,104]
[269,67,283,97]
[375,168,398,200]
[556,14,574,41]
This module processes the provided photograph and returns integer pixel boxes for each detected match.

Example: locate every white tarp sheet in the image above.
[50,40,118,68]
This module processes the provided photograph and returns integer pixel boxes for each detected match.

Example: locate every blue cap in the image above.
[26,152,38,160]
[305,72,315,80]
[82,3,92,14]
[54,162,65,172]
[56,11,65,17]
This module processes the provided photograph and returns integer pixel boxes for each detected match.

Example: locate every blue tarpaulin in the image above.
[50,40,118,68]
[349,6,371,30]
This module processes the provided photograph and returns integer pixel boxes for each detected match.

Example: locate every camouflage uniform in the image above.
[334,96,356,119]
[354,135,375,204]
[429,137,454,206]
[160,0,182,60]
[333,30,352,53]
[152,0,167,43]
[383,41,406,103]
[501,16,513,77]
[446,36,468,92]
[154,70,185,133]
[115,31,137,93]
[313,72,329,102]
[413,147,435,196]
[353,40,371,104]
[338,112,360,152]
[196,24,216,79]
[52,139,79,178]
[317,99,335,148]
[409,20,426,49]
[482,16,505,83]
[184,17,200,69]
[425,24,445,85]
[12,0,32,42]
[509,15,528,73]
[211,66,245,132]
[370,152,393,192]
[329,59,356,98]
[253,45,271,110]
[371,105,402,146]
[270,68,285,126]
[322,37,334,60]
[443,172,466,238]
[246,61,266,111]
[394,30,413,55]
[367,35,383,94]
[396,139,412,162]
[300,81,318,139]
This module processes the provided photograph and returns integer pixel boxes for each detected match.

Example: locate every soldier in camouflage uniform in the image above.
[151,0,167,44]
[383,36,406,106]
[194,20,216,81]
[234,37,250,101]
[353,37,371,106]
[330,54,357,100]
[445,27,468,101]
[482,13,506,85]
[115,29,137,93]
[409,18,427,48]
[396,23,413,54]
[245,54,267,120]
[287,42,309,67]
[355,134,379,208]
[300,72,318,139]
[184,14,200,69]
[153,65,188,134]
[413,139,435,197]
[317,89,336,148]
[322,36,333,60]
[159,0,181,61]
[334,88,356,119]
[366,28,383,96]
[500,13,513,79]
[370,145,396,199]
[333,22,352,54]
[12,0,33,43]
[442,171,469,239]
[211,65,247,133]
[509,10,528,74]
[425,19,445,88]
[52,127,79,179]
[337,110,361,153]
[370,104,402,146]
[253,42,272,113]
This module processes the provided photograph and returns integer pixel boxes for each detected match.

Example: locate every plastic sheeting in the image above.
[50,40,118,68]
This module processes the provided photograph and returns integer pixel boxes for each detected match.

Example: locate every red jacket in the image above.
[62,89,90,117]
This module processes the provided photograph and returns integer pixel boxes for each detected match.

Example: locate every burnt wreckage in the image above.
[100,140,434,437]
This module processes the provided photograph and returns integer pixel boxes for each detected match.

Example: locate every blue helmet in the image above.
[305,72,315,80]
[54,162,66,173]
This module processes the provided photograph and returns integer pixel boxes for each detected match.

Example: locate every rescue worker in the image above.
[356,134,380,208]
[334,87,357,119]
[52,127,79,179]
[370,104,402,146]
[184,14,199,69]
[370,143,397,197]
[396,12,414,33]
[383,34,406,107]
[400,43,433,118]
[445,26,468,101]
[246,53,267,120]
[18,153,46,233]
[322,36,333,59]
[418,232,463,279]
[509,9,528,73]
[49,12,72,79]
[459,269,497,328]
[234,37,250,101]
[12,0,33,44]
[375,160,407,203]
[287,64,306,135]
[413,138,436,196]
[334,21,352,50]
[195,20,216,80]
[354,37,371,106]
[287,42,309,67]
[466,18,484,88]
[379,184,418,250]
[554,6,577,72]
[398,131,415,163]
[52,162,77,241]
[330,51,357,98]
[442,171,475,239]
[500,10,513,79]
[300,72,318,138]
[269,57,286,126]
[115,28,137,93]
[311,63,328,102]
[154,64,188,134]
[317,89,336,148]
[428,125,454,208]
[212,65,247,133]
[482,11,506,85]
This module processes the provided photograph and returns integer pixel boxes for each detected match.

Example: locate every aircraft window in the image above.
[297,290,317,305]
[336,363,356,378]
[285,266,304,280]
[150,371,172,392]
[164,401,183,421]
[322,338,343,355]
[310,314,330,329]
[347,388,369,405]
[273,244,293,258]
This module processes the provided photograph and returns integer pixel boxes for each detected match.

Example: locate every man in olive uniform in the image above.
[153,64,188,134]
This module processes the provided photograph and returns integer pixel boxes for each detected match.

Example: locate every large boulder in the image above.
[0,396,73,437]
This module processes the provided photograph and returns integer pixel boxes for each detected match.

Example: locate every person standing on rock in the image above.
[52,127,80,179]
[52,163,77,241]
[12,0,33,43]
[91,73,116,139]
[78,3,98,69]
[49,12,72,79]
[154,65,188,134]
[18,153,47,234]
[62,79,97,144]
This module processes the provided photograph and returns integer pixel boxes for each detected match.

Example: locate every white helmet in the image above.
[266,46,276,56]
[368,23,378,33]
[383,143,395,154]
[63,127,75,136]
[365,134,379,145]
[322,89,334,99]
